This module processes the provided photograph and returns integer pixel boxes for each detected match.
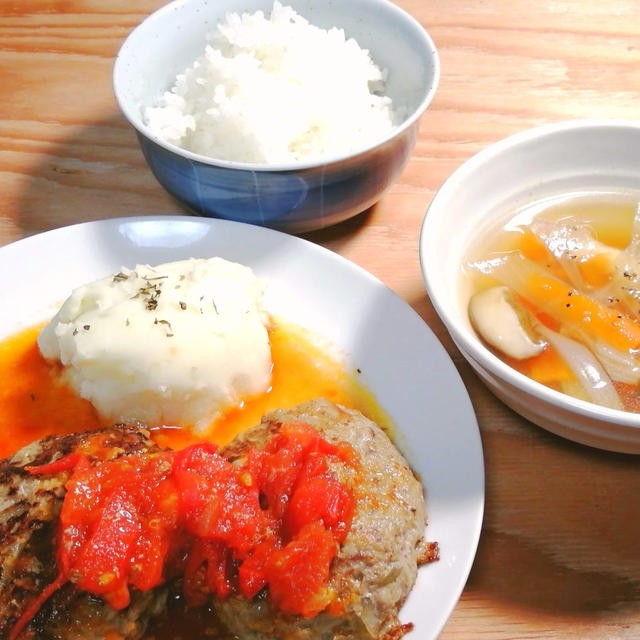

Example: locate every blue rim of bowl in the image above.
[113,0,440,173]
[420,118,640,430]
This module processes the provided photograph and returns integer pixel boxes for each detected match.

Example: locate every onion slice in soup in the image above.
[569,328,640,385]
[605,205,640,315]
[529,219,619,292]
[534,324,624,411]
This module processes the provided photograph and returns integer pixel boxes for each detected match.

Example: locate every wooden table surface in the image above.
[2,0,640,638]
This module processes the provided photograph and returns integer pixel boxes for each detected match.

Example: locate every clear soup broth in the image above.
[464,191,640,412]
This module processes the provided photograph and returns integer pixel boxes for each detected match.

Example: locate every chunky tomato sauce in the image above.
[12,423,357,639]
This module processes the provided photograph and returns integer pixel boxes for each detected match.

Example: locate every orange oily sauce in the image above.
[0,321,391,459]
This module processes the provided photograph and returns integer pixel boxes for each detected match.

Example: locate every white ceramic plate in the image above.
[0,216,484,639]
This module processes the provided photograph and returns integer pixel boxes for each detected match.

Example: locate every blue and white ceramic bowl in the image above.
[113,0,439,233]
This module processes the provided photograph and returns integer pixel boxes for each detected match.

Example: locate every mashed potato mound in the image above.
[38,258,272,431]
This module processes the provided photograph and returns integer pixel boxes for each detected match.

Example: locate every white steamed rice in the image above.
[144,2,397,164]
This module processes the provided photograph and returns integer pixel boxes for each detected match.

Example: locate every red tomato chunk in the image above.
[18,422,357,635]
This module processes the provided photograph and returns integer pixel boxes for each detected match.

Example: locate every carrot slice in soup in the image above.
[508,345,574,386]
[526,272,640,352]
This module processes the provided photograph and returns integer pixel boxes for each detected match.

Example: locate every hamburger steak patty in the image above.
[0,425,167,640]
[217,398,431,640]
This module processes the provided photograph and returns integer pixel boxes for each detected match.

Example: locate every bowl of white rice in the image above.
[113,0,439,233]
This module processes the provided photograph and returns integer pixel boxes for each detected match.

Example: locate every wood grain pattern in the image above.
[1,0,640,637]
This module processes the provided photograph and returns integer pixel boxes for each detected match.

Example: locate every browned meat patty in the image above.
[0,424,167,640]
[216,398,429,640]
